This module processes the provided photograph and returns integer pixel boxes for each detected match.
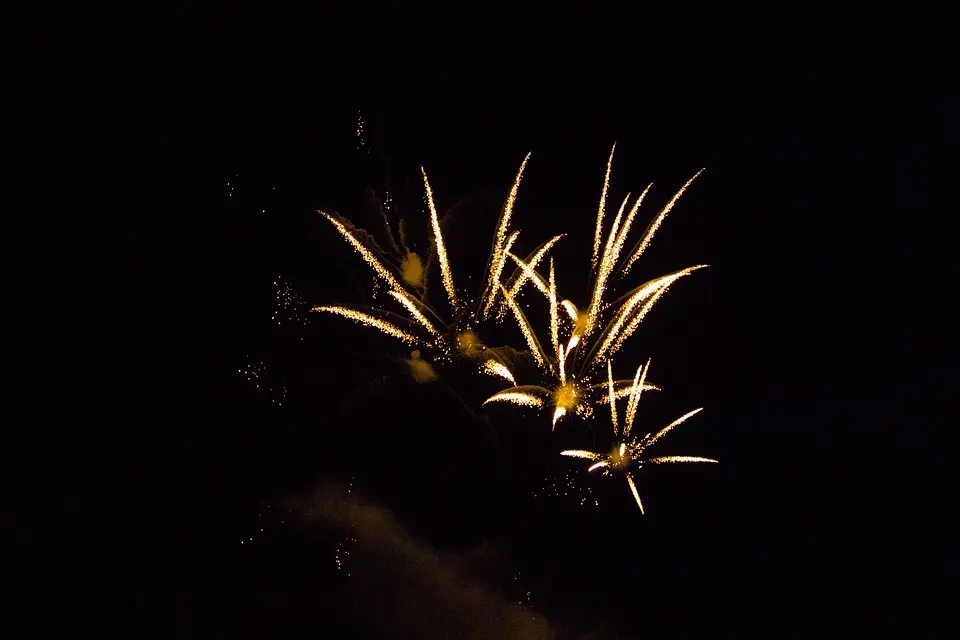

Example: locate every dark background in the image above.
[7,11,952,637]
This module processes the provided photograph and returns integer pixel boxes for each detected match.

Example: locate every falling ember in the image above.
[311,306,420,345]
[482,359,516,384]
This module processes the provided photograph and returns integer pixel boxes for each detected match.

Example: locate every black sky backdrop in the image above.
[7,11,953,638]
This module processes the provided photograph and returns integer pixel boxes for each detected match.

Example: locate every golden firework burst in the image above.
[484,147,706,426]
[311,154,562,383]
[561,359,716,513]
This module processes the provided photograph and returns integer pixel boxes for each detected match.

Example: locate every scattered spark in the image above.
[335,535,358,575]
[272,277,308,328]
[238,357,287,407]
[356,111,368,153]
[532,468,600,508]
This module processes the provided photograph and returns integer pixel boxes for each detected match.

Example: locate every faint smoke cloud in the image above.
[291,482,556,640]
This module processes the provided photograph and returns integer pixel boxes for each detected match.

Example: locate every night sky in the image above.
[8,12,951,638]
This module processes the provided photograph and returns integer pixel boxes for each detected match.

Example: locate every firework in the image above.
[484,147,706,426]
[311,154,563,383]
[561,359,716,513]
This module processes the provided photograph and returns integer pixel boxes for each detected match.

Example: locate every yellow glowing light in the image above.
[311,306,420,345]
[551,381,579,429]
[401,251,425,288]
[456,330,484,357]
[405,350,438,383]
[554,382,578,411]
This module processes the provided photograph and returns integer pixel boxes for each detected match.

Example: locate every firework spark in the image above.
[560,359,716,513]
